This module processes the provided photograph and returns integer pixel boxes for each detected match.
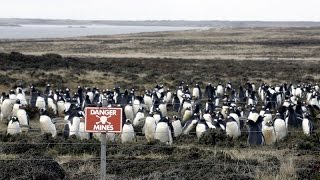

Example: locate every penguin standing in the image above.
[132,98,141,115]
[262,108,272,127]
[35,92,46,110]
[247,116,264,145]
[182,107,192,125]
[203,111,216,129]
[133,107,145,128]
[182,115,199,135]
[273,113,287,141]
[196,119,209,139]
[9,90,17,105]
[302,113,313,136]
[66,112,81,137]
[16,106,29,132]
[172,93,180,112]
[47,95,57,114]
[216,83,224,97]
[143,91,152,111]
[1,97,13,121]
[159,100,168,117]
[192,84,202,100]
[226,116,241,139]
[79,119,91,140]
[11,99,21,117]
[16,88,27,105]
[144,112,156,143]
[121,119,136,144]
[7,116,21,135]
[124,102,134,121]
[262,121,276,145]
[171,115,183,137]
[39,109,57,137]
[155,117,173,145]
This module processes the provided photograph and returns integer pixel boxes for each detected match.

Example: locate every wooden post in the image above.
[100,132,107,180]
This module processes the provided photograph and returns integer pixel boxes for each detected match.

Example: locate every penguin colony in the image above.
[0,81,319,146]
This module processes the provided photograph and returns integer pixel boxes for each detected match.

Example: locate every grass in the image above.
[0,28,320,179]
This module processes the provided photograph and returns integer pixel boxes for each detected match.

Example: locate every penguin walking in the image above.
[155,117,173,145]
[262,121,276,145]
[196,119,209,139]
[226,116,241,139]
[273,113,287,141]
[247,116,264,145]
[144,113,156,143]
[7,116,21,135]
[121,119,136,144]
[39,109,56,137]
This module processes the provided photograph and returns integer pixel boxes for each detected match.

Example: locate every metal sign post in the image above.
[84,107,123,180]
[100,132,107,180]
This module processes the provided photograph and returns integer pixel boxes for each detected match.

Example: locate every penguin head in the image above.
[265,120,273,127]
[125,119,132,125]
[11,116,19,123]
[172,115,178,120]
[148,112,153,117]
[39,108,47,116]
[9,90,15,94]
[15,99,21,104]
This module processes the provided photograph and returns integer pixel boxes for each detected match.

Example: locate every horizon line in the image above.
[1,17,320,23]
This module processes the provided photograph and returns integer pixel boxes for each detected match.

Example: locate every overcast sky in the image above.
[0,0,319,21]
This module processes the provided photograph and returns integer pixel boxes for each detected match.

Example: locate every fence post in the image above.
[100,132,107,180]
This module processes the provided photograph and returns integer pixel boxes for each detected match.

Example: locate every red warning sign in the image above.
[85,107,123,133]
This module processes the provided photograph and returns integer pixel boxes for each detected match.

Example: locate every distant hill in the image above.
[0,18,320,27]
